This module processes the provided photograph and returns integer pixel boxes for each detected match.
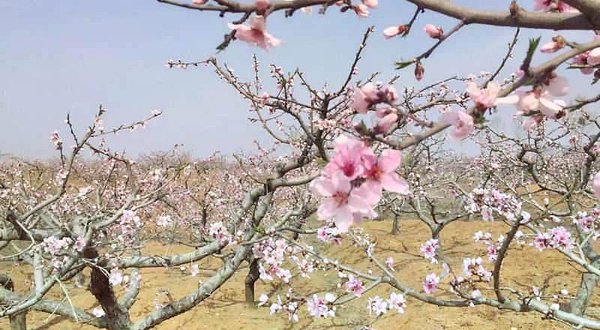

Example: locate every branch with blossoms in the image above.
[6,1,600,329]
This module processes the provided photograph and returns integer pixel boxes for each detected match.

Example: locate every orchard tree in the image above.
[3,0,600,330]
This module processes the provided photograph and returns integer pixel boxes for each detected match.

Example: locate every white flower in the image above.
[258,294,269,306]
[109,269,123,286]
[92,307,105,317]
[191,264,200,277]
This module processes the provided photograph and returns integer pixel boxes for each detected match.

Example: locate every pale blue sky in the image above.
[0,1,594,159]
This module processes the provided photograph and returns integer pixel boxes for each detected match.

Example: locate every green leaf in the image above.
[521,37,541,71]
[526,37,541,59]
[395,59,416,70]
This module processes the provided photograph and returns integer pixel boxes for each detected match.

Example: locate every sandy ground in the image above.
[2,219,596,330]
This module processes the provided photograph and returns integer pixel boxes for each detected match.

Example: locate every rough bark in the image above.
[0,274,27,330]
[244,258,260,305]
[83,248,132,330]
[391,213,400,235]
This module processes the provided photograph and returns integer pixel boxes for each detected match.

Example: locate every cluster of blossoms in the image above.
[351,82,397,113]
[156,214,173,228]
[254,238,294,283]
[462,256,492,281]
[221,0,381,50]
[207,221,232,243]
[420,238,439,264]
[49,131,63,149]
[117,210,143,238]
[437,79,508,140]
[266,295,300,322]
[465,188,527,222]
[42,236,86,255]
[367,292,406,316]
[306,293,337,318]
[572,210,600,236]
[316,225,343,245]
[499,72,569,130]
[350,82,401,135]
[473,230,524,262]
[310,135,409,232]
[532,226,574,251]
[264,290,336,323]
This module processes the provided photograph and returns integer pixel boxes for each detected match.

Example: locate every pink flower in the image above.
[424,24,443,39]
[324,136,367,180]
[361,149,409,202]
[307,294,336,318]
[462,257,491,280]
[466,81,501,110]
[548,226,574,250]
[74,237,86,252]
[487,245,498,262]
[385,256,395,271]
[441,110,474,140]
[368,296,388,316]
[346,275,365,296]
[588,48,600,66]
[361,0,377,8]
[310,173,373,232]
[228,16,281,50]
[533,0,551,11]
[522,116,543,131]
[387,292,406,313]
[544,74,569,97]
[354,4,369,17]
[573,52,594,75]
[423,273,440,294]
[573,212,596,232]
[383,25,407,39]
[420,239,439,264]
[556,1,579,12]
[593,172,600,200]
[533,0,577,12]
[374,112,398,134]
[351,84,376,113]
[193,0,208,4]
[375,107,394,118]
[540,40,564,53]
[351,83,398,113]
[255,0,271,15]
[499,90,566,119]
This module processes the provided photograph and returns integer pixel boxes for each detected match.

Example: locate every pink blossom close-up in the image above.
[228,16,281,50]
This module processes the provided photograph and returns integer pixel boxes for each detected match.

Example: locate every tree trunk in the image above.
[9,313,26,330]
[244,258,260,305]
[568,239,600,315]
[83,248,132,330]
[0,274,27,330]
[391,214,400,235]
[569,272,599,315]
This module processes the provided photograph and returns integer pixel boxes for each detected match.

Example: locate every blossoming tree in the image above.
[3,0,600,329]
